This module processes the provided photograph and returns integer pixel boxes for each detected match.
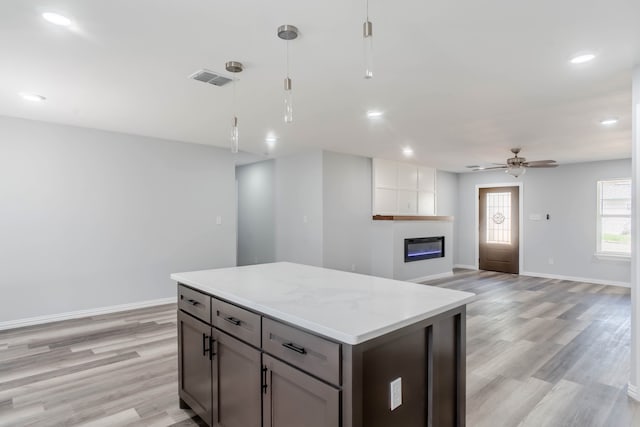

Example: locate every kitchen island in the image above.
[172,262,474,427]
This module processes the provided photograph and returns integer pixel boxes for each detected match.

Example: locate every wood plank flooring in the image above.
[0,270,638,426]
[424,269,638,427]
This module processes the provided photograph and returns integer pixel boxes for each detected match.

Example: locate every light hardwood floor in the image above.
[0,270,638,426]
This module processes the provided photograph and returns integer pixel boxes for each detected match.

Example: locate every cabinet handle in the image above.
[209,336,216,361]
[202,333,216,360]
[202,333,208,356]
[262,365,268,394]
[282,342,306,354]
[224,316,242,326]
[185,298,200,306]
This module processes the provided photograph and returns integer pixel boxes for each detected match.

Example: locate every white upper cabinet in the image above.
[397,163,418,190]
[418,167,435,191]
[373,158,397,188]
[372,159,436,216]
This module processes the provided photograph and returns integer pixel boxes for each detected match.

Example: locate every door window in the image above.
[486,192,512,244]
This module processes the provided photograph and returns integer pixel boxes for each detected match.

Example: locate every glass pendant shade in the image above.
[278,25,299,124]
[225,61,243,154]
[505,166,526,178]
[284,77,293,123]
[230,116,239,153]
[364,20,373,79]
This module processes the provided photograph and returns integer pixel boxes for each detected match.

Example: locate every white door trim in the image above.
[475,182,524,272]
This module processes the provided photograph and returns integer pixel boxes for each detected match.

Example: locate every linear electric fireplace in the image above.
[404,236,445,262]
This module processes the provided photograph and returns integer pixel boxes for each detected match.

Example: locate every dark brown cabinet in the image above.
[263,354,340,427]
[214,331,262,427]
[177,310,214,426]
[177,282,467,427]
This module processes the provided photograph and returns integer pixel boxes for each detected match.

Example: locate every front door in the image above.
[479,186,519,274]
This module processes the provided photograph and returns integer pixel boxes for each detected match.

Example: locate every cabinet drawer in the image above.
[178,284,211,324]
[212,299,261,348]
[262,318,341,386]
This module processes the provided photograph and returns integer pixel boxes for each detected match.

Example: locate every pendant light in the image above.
[277,25,299,123]
[363,0,373,79]
[225,61,244,153]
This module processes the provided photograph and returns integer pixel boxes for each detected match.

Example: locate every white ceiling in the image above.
[1,0,639,171]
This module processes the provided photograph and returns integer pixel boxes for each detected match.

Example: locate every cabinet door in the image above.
[397,190,418,214]
[214,330,262,427]
[397,162,418,190]
[263,354,339,427]
[374,188,397,215]
[418,166,435,191]
[418,191,436,215]
[373,158,397,188]
[178,311,213,426]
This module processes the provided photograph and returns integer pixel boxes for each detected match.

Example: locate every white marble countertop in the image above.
[171,262,475,345]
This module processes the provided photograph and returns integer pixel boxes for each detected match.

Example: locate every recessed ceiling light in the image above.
[366,110,384,119]
[570,53,596,64]
[600,118,618,126]
[265,135,277,147]
[402,147,414,157]
[42,12,72,27]
[19,92,46,102]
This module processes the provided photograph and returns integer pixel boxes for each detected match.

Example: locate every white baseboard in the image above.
[454,264,478,271]
[628,383,640,401]
[0,297,176,331]
[520,271,630,288]
[408,271,454,283]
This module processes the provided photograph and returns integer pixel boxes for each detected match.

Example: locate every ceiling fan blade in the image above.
[472,165,508,171]
[526,163,558,168]
[524,160,556,165]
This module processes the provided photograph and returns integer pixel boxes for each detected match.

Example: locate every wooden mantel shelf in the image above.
[372,215,454,222]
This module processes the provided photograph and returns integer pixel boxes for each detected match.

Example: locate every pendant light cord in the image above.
[233,76,237,117]
[286,40,290,79]
[366,0,369,21]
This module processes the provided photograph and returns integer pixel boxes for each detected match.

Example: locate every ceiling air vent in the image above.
[188,69,232,87]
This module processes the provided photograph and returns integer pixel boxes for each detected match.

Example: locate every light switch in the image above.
[216,216,222,225]
[390,377,402,411]
[303,215,308,223]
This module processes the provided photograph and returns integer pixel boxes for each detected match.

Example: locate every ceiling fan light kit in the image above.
[506,165,526,178]
[470,148,558,178]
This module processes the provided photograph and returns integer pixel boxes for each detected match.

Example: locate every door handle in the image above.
[282,342,306,354]
[224,316,242,326]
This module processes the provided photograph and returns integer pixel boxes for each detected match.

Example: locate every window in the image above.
[597,179,631,256]
[485,192,512,244]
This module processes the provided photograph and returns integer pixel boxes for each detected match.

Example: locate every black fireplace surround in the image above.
[404,236,445,262]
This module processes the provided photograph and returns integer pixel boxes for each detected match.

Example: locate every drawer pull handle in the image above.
[185,299,200,306]
[224,316,242,326]
[282,342,306,354]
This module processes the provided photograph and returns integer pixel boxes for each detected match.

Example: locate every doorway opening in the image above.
[475,184,522,274]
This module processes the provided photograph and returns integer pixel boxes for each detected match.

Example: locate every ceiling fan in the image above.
[467,148,558,177]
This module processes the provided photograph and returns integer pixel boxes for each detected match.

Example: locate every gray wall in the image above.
[436,170,458,216]
[236,160,276,266]
[456,159,631,284]
[322,151,373,274]
[239,151,455,278]
[274,150,324,266]
[0,116,237,322]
